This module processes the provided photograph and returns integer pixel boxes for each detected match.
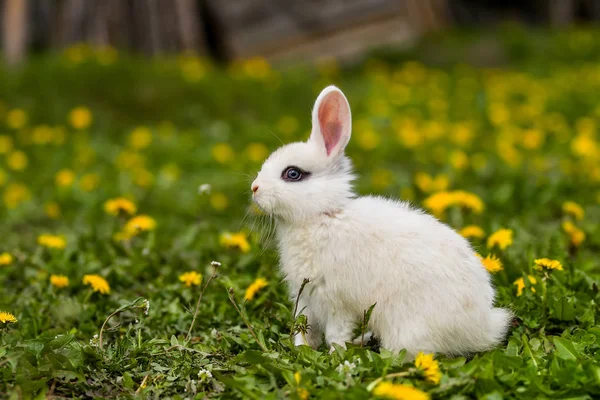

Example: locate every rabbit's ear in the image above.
[309,86,352,158]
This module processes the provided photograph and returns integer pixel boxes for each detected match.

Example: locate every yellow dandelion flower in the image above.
[562,221,585,247]
[534,258,563,271]
[83,274,110,294]
[55,169,76,187]
[415,352,441,384]
[373,381,429,400]
[68,106,92,130]
[220,232,250,253]
[37,234,67,249]
[210,192,229,211]
[459,225,485,239]
[244,278,268,301]
[45,202,61,219]
[514,275,537,297]
[245,143,269,163]
[124,215,157,235]
[50,274,70,288]
[6,108,27,129]
[487,228,513,250]
[0,135,14,154]
[477,254,503,273]
[179,271,202,287]
[423,191,454,217]
[0,252,13,265]
[103,197,137,216]
[129,126,153,150]
[562,201,584,221]
[212,143,235,164]
[7,150,28,171]
[0,311,18,324]
[3,183,31,208]
[79,173,100,191]
[453,191,484,214]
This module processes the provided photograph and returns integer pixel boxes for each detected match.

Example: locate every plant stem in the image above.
[228,287,268,352]
[186,264,219,342]
[289,278,310,341]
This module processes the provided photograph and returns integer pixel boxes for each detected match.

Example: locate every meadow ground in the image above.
[0,27,599,399]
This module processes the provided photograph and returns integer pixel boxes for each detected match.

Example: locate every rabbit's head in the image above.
[251,86,355,222]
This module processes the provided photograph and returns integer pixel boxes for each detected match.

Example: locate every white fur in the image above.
[251,86,511,357]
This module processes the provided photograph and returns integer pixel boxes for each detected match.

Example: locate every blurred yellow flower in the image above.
[277,116,299,136]
[45,202,61,219]
[240,57,271,79]
[414,173,449,193]
[220,232,250,253]
[38,234,67,249]
[0,252,13,265]
[244,278,268,301]
[514,275,537,297]
[179,271,202,287]
[160,163,181,183]
[477,253,503,273]
[181,57,207,82]
[133,168,154,188]
[415,352,441,384]
[449,150,469,170]
[356,128,380,150]
[0,311,17,324]
[80,173,100,191]
[124,215,156,236]
[487,228,513,250]
[6,109,27,129]
[423,190,483,217]
[373,381,429,400]
[459,225,485,239]
[371,169,394,190]
[0,169,5,187]
[210,192,229,211]
[104,197,137,216]
[55,169,76,187]
[212,143,235,164]
[7,150,28,171]
[68,106,92,130]
[129,126,153,150]
[31,125,55,145]
[294,371,309,400]
[116,151,145,170]
[0,135,14,154]
[562,201,584,221]
[3,183,31,208]
[534,258,563,271]
[50,274,70,288]
[562,221,585,247]
[246,143,269,163]
[83,274,110,294]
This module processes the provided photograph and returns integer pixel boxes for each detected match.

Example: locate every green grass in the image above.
[1,27,600,399]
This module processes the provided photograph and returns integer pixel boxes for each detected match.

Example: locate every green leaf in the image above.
[552,337,579,361]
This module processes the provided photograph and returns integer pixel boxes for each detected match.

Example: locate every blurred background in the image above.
[2,0,600,65]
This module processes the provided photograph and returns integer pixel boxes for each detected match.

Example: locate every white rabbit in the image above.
[251,85,511,357]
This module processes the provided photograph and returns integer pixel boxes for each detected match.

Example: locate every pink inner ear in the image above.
[318,94,344,156]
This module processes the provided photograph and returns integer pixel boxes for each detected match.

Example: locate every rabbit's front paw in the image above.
[325,315,355,351]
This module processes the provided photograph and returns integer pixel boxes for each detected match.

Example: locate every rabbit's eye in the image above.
[282,166,306,182]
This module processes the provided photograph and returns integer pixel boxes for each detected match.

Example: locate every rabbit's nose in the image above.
[252,184,259,194]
